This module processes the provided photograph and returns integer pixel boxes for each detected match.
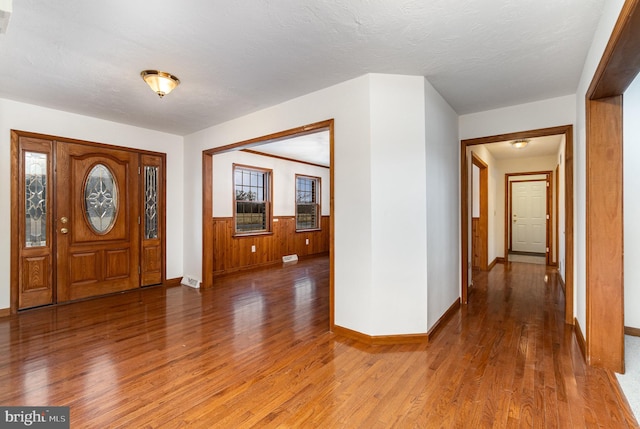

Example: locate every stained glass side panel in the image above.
[25,152,47,247]
[84,164,118,234]
[144,166,159,239]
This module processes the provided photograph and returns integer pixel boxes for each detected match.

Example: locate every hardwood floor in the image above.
[0,257,637,428]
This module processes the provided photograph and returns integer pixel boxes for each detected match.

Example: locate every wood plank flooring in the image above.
[0,257,637,428]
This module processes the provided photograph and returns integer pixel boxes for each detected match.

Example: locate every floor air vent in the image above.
[282,254,298,264]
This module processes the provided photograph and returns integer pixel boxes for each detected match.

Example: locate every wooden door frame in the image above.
[201,119,335,328]
[471,153,488,271]
[460,125,574,324]
[10,130,167,314]
[584,0,640,373]
[555,165,560,268]
[505,172,552,265]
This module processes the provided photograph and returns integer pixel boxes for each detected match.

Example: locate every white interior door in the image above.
[512,180,546,253]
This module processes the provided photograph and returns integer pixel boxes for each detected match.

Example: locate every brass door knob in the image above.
[60,228,69,234]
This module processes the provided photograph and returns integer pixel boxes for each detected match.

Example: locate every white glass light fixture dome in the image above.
[140,70,180,98]
[511,139,529,149]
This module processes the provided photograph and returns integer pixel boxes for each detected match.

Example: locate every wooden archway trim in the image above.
[585,0,640,373]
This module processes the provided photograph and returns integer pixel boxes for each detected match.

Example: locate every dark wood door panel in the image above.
[56,142,140,302]
[140,154,164,287]
[15,135,54,309]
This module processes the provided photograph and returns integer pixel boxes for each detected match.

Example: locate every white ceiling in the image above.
[484,135,563,160]
[250,131,330,167]
[0,1,605,137]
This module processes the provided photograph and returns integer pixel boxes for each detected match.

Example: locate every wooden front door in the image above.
[12,131,166,311]
[56,142,140,302]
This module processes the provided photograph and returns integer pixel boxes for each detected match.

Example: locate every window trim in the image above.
[233,164,273,236]
[295,174,321,232]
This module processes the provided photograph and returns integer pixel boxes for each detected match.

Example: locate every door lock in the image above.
[60,217,68,224]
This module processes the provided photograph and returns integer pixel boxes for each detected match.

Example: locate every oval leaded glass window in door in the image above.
[84,164,118,234]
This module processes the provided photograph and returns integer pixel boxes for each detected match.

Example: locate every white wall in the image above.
[424,79,460,329]
[212,150,330,217]
[459,95,576,141]
[574,0,626,331]
[472,165,480,218]
[624,72,640,329]
[369,75,429,334]
[184,73,459,336]
[0,98,185,310]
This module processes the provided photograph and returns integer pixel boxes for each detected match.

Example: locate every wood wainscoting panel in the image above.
[213,216,330,276]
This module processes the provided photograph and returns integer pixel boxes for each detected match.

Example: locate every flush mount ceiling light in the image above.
[140,70,180,98]
[511,139,529,149]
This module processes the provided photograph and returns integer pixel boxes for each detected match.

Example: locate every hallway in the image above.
[0,258,636,427]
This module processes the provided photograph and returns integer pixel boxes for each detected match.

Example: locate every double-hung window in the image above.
[234,165,271,234]
[296,175,320,231]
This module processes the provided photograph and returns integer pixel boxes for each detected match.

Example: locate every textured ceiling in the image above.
[0,0,605,136]
[250,131,330,167]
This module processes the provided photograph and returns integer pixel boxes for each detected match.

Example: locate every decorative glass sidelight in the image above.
[25,152,48,247]
[144,166,159,239]
[84,164,118,234]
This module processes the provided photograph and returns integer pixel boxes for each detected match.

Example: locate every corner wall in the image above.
[424,79,460,329]
[184,73,460,336]
[369,74,429,334]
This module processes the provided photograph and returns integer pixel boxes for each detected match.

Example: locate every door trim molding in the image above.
[584,0,640,374]
[460,125,573,326]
